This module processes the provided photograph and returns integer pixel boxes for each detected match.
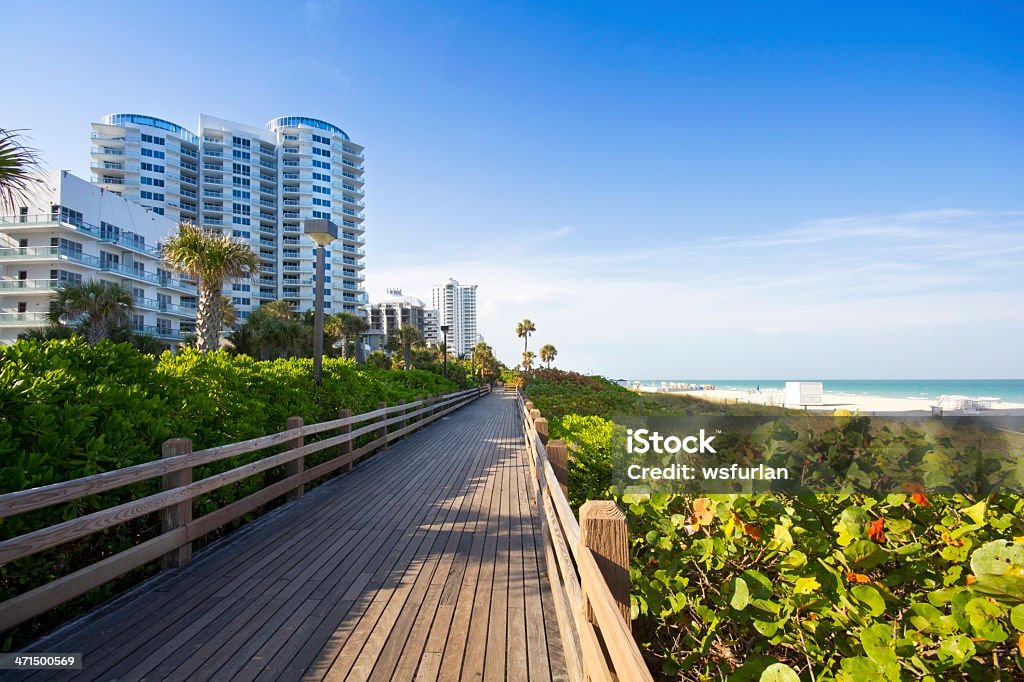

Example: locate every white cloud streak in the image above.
[366,210,1024,378]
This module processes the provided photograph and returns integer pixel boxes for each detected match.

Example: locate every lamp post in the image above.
[304,219,338,385]
[440,324,450,377]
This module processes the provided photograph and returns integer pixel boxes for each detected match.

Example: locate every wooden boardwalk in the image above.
[22,392,566,682]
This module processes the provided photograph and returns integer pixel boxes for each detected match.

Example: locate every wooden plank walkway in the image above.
[20,392,566,682]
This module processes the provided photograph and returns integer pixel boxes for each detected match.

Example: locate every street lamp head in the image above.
[440,324,450,334]
[304,219,339,247]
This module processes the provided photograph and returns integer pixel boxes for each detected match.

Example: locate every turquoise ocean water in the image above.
[631,380,1024,404]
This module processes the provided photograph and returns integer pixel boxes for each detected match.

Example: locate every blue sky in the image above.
[4,0,1023,378]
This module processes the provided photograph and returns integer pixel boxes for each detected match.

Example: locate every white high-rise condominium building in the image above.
[0,171,197,344]
[366,288,431,343]
[431,278,478,357]
[90,113,367,323]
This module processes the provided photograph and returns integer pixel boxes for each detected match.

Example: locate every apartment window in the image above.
[232,189,251,200]
[132,287,145,301]
[17,302,27,313]
[312,134,331,145]
[157,319,172,334]
[152,207,165,215]
[313,198,331,207]
[232,283,251,292]
[60,207,84,226]
[313,185,329,194]
[232,136,251,148]
[19,238,29,248]
[312,210,329,219]
[53,238,83,256]
[232,218,251,228]
[312,147,331,158]
[132,314,145,330]
[313,160,331,170]
[312,172,329,182]
[51,270,82,284]
[232,150,251,161]
[232,297,251,306]
[232,163,250,176]
[141,148,165,159]
[157,293,171,310]
[141,134,165,145]
[140,191,164,201]
[232,203,251,216]
[140,177,165,187]
[133,261,145,276]
[141,162,165,173]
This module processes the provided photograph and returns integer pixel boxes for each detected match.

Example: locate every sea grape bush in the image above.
[0,338,458,648]
[616,491,1024,680]
[525,370,1024,679]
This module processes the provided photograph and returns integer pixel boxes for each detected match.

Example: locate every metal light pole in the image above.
[440,324,450,377]
[304,219,338,385]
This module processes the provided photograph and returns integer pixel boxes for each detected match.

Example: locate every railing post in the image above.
[579,501,631,630]
[534,416,549,445]
[285,416,304,501]
[525,400,535,413]
[160,438,193,569]
[530,408,541,424]
[547,439,569,499]
[339,408,353,471]
[397,399,406,431]
[377,401,388,447]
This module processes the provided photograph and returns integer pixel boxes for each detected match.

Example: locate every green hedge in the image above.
[0,338,458,649]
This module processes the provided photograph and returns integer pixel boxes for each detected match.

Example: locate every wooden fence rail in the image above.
[517,391,654,682]
[0,385,490,634]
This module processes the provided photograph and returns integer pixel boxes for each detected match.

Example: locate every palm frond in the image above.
[0,128,45,213]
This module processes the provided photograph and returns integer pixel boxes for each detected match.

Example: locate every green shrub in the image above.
[0,338,461,649]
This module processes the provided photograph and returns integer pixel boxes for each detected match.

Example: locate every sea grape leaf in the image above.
[860,623,898,668]
[759,662,800,682]
[845,540,888,570]
[731,577,750,611]
[964,597,1008,642]
[969,540,1024,603]
[851,585,885,617]
[937,635,975,665]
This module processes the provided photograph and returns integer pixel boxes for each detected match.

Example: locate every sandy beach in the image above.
[635,386,1024,415]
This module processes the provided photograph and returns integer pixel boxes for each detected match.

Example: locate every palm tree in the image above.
[516,319,536,353]
[326,312,364,361]
[341,313,369,362]
[539,343,557,368]
[396,324,421,370]
[0,128,44,213]
[521,350,536,372]
[48,280,134,345]
[161,222,259,352]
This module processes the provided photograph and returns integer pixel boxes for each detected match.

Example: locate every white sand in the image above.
[636,387,1024,415]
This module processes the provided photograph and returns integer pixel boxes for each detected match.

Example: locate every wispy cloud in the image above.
[366,209,1024,377]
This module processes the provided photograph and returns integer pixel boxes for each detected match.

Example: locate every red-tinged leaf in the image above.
[868,517,886,544]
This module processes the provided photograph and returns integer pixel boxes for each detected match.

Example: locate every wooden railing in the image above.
[517,392,653,682]
[0,385,490,633]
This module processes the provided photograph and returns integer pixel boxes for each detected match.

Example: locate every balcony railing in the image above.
[0,312,48,326]
[0,214,161,258]
[0,279,59,291]
[0,246,197,293]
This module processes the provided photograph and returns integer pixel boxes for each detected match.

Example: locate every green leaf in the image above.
[780,550,807,570]
[837,505,870,545]
[837,656,887,681]
[794,576,821,595]
[936,635,976,665]
[860,623,897,668]
[969,539,1024,603]
[964,597,1008,642]
[851,585,885,617]
[962,500,987,525]
[731,577,750,611]
[907,602,947,633]
[845,540,888,569]
[759,662,800,682]
[1011,604,1024,632]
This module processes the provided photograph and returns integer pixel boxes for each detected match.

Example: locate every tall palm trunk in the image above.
[523,335,528,353]
[87,319,105,346]
[340,332,350,360]
[196,282,221,352]
[403,344,412,370]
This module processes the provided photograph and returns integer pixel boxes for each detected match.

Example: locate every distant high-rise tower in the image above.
[431,278,478,357]
[90,113,366,323]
